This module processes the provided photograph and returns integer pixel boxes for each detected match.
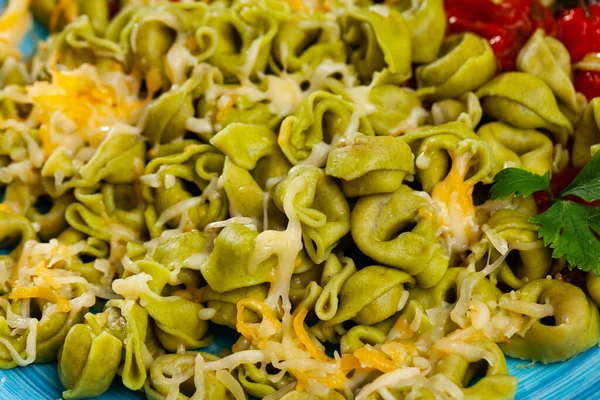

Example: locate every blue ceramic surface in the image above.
[0,2,599,399]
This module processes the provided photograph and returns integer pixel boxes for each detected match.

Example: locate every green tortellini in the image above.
[432,338,517,399]
[477,122,553,177]
[102,299,151,390]
[401,121,493,193]
[340,325,386,354]
[0,57,29,88]
[573,98,600,168]
[0,212,38,261]
[517,29,584,114]
[114,261,211,352]
[8,1,600,398]
[430,92,482,130]
[366,85,427,136]
[472,209,552,290]
[41,132,146,197]
[35,293,87,363]
[202,284,269,328]
[2,182,73,242]
[499,279,600,363]
[201,223,276,293]
[106,2,208,93]
[58,321,123,399]
[142,142,227,234]
[417,33,496,101]
[315,253,356,322]
[273,165,350,264]
[238,363,283,398]
[65,184,146,244]
[145,353,232,400]
[398,0,447,64]
[210,122,290,226]
[32,0,110,33]
[271,14,346,74]
[341,6,412,85]
[0,299,30,369]
[410,267,499,311]
[207,1,282,82]
[351,185,448,288]
[278,90,366,166]
[476,72,574,145]
[49,16,123,70]
[586,272,600,307]
[142,73,202,145]
[147,229,206,274]
[325,133,415,197]
[210,123,279,172]
[319,265,414,327]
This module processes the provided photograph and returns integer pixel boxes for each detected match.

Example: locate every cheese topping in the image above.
[0,0,32,58]
[25,65,145,159]
[423,151,480,253]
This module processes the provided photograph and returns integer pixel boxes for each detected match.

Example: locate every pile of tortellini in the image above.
[0,0,600,399]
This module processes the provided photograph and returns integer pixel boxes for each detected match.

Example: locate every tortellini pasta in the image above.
[430,92,482,129]
[270,14,346,74]
[517,29,585,114]
[2,1,600,399]
[417,33,496,101]
[319,265,414,326]
[469,209,552,290]
[401,121,493,193]
[326,134,415,197]
[278,91,363,166]
[573,98,600,167]
[499,280,600,363]
[340,6,412,84]
[476,72,574,145]
[351,185,448,288]
[399,0,446,64]
[273,165,350,263]
[477,122,553,177]
[145,353,232,399]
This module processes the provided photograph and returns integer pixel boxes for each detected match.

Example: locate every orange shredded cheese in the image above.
[293,308,332,362]
[10,286,71,312]
[236,298,281,345]
[421,151,479,252]
[35,266,62,290]
[353,346,399,373]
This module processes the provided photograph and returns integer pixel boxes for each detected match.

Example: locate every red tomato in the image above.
[574,69,600,101]
[534,166,600,212]
[557,5,600,63]
[445,0,555,71]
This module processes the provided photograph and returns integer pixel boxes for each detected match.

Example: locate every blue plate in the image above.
[1,3,600,399]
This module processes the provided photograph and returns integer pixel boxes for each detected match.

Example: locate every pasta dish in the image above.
[1,0,600,399]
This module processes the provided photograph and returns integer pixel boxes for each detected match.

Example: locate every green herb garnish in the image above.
[491,152,600,275]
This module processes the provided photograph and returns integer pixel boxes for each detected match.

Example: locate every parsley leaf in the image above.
[490,169,551,200]
[530,201,600,274]
[488,152,600,275]
[560,152,600,202]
